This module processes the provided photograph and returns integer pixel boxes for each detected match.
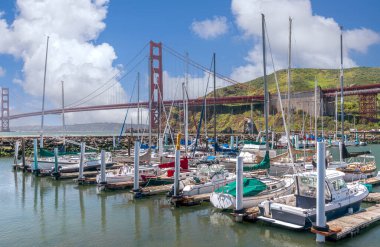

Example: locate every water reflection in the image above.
[100,194,106,232]
[21,171,26,208]
[134,199,141,244]
[79,188,85,225]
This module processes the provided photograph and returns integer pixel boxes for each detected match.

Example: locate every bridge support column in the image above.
[359,93,377,120]
[1,87,10,132]
[149,41,163,131]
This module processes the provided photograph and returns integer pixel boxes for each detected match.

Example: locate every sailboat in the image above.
[209,15,294,210]
[327,28,376,181]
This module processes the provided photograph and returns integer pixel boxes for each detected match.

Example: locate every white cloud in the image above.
[191,16,229,40]
[0,66,5,77]
[230,0,380,81]
[0,0,127,123]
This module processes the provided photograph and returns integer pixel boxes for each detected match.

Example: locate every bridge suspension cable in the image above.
[68,55,148,108]
[65,42,149,108]
[162,44,248,89]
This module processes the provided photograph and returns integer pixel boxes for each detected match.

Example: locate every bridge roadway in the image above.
[9,95,264,120]
[322,83,380,96]
[6,83,380,120]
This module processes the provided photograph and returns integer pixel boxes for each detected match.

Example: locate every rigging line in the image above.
[264,18,295,167]
[65,42,149,108]
[193,55,214,157]
[202,56,214,135]
[69,55,148,108]
[118,75,138,142]
[161,81,181,150]
[162,45,243,87]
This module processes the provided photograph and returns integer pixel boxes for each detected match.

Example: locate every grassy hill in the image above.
[196,67,380,133]
[213,67,380,97]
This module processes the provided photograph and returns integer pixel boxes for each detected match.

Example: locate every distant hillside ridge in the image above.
[213,67,380,97]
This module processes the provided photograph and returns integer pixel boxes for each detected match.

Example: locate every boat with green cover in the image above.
[210,175,294,210]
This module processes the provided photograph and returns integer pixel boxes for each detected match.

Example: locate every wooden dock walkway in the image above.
[133,184,172,197]
[75,177,97,185]
[326,204,380,241]
[100,181,147,191]
[363,177,380,186]
[171,193,211,206]
[363,192,380,203]
[58,170,99,179]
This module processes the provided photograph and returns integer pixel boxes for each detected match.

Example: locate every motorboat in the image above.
[257,170,369,229]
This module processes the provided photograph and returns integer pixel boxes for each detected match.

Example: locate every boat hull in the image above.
[260,200,362,229]
[210,180,294,210]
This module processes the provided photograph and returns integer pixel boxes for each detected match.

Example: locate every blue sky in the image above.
[0,0,379,126]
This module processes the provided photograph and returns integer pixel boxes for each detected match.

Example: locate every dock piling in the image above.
[78,142,85,180]
[316,141,327,243]
[173,149,180,197]
[32,139,40,175]
[133,141,140,194]
[294,134,299,149]
[52,148,60,180]
[234,156,244,222]
[13,140,19,170]
[99,150,106,184]
[21,138,26,172]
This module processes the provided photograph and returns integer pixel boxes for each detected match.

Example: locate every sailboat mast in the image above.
[287,17,292,129]
[148,56,152,148]
[262,14,269,152]
[340,27,344,142]
[40,36,49,148]
[314,78,318,141]
[213,52,216,155]
[335,91,338,138]
[185,52,189,156]
[137,72,140,141]
[61,81,66,145]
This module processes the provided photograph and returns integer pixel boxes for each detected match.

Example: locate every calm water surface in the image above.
[1,145,380,247]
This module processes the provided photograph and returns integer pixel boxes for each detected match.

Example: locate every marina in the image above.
[1,1,380,246]
[1,151,380,246]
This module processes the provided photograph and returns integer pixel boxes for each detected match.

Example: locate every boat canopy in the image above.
[39,148,78,157]
[341,143,370,159]
[242,151,270,172]
[214,178,267,197]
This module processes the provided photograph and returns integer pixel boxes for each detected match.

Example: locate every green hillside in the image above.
[214,67,380,97]
[193,67,380,133]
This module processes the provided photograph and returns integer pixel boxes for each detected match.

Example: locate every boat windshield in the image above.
[331,178,347,191]
[296,176,331,200]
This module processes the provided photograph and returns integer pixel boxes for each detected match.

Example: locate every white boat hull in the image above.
[210,178,294,210]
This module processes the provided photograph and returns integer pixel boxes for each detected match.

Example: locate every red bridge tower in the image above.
[149,41,163,131]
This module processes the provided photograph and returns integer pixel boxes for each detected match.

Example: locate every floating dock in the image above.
[363,192,380,203]
[363,177,380,186]
[324,205,380,241]
[243,207,260,221]
[99,181,147,191]
[171,193,211,206]
[75,177,97,185]
[133,184,172,197]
